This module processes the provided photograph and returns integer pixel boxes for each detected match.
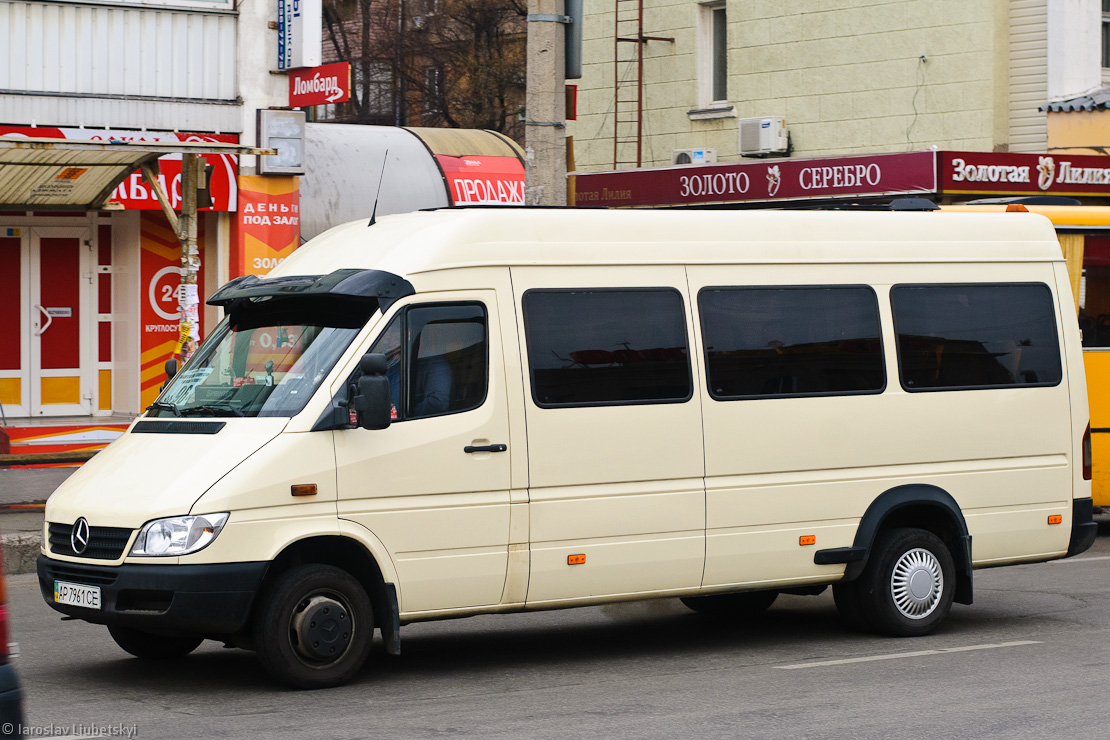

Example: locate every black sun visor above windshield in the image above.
[207,269,415,314]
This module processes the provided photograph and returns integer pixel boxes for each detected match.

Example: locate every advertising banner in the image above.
[939,151,1110,197]
[139,212,208,410]
[435,154,526,205]
[0,126,239,211]
[573,151,937,207]
[233,175,301,278]
[290,62,351,107]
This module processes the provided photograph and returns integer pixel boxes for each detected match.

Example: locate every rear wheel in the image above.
[254,564,373,689]
[107,625,203,659]
[856,527,955,637]
[681,590,778,618]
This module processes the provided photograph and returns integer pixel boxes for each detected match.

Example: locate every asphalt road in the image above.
[9,526,1110,740]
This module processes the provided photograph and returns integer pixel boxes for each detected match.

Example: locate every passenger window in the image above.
[699,286,885,399]
[523,289,693,407]
[891,283,1062,391]
[365,303,488,420]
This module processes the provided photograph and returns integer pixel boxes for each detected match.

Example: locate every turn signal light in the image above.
[1048,515,1063,525]
[291,484,318,497]
[567,554,586,565]
[799,536,816,546]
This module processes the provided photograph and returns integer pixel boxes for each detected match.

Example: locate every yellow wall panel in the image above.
[0,378,20,406]
[41,376,80,406]
[98,370,112,411]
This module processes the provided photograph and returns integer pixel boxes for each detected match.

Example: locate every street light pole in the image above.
[524,0,568,206]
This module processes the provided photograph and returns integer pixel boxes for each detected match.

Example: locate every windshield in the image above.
[150,300,373,419]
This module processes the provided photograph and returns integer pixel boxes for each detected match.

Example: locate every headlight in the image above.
[130,513,230,557]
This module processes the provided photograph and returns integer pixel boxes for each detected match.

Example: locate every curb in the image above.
[2,533,41,575]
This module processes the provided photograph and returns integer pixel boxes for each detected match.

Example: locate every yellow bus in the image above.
[944,203,1109,509]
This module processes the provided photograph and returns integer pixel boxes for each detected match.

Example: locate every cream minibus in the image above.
[38,208,1097,688]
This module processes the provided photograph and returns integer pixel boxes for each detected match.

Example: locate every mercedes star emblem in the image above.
[71,517,90,555]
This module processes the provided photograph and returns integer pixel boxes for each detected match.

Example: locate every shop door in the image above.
[26,229,94,416]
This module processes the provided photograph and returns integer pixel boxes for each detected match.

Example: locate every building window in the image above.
[698,3,728,107]
[522,289,693,407]
[698,286,885,400]
[891,283,1062,391]
[1103,0,1110,69]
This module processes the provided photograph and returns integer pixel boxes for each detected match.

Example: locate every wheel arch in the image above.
[256,532,402,654]
[845,484,973,605]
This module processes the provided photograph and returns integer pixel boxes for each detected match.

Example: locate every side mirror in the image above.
[351,353,391,430]
[164,358,178,381]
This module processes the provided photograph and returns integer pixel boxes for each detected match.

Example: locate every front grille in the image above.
[48,522,133,560]
[43,561,118,587]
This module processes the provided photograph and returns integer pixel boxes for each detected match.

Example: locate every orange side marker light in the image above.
[567,554,586,565]
[1048,515,1063,525]
[291,484,318,497]
[799,535,816,546]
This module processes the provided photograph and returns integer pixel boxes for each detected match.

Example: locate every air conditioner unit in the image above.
[738,117,789,156]
[671,148,717,166]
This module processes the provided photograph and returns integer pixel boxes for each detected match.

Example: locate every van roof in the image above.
[269,207,1065,281]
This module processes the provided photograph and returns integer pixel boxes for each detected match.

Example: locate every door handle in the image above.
[33,305,52,336]
[464,444,507,454]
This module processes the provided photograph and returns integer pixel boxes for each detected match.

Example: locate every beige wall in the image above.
[1046,109,1110,155]
[570,0,1016,173]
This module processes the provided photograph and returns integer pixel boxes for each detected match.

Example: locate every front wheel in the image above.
[253,564,373,689]
[107,625,203,659]
[857,527,955,637]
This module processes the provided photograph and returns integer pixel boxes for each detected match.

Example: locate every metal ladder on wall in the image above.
[613,0,673,169]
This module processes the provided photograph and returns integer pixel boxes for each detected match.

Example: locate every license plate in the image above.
[54,581,101,610]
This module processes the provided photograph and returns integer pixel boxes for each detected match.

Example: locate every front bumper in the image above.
[1067,497,1098,558]
[38,555,269,637]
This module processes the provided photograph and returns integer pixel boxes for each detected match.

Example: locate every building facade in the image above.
[569,0,1101,172]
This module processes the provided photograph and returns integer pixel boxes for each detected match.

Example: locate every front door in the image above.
[0,227,94,417]
[334,291,513,615]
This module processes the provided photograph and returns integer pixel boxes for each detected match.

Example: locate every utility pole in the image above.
[524,0,568,206]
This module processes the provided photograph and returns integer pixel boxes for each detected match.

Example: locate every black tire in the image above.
[856,527,955,637]
[680,590,778,618]
[107,625,203,659]
[254,564,373,689]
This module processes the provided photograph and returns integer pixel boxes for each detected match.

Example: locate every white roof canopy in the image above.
[0,137,274,210]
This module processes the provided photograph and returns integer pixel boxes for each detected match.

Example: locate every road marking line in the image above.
[777,640,1041,670]
[1050,555,1110,565]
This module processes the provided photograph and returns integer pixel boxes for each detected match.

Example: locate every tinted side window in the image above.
[699,286,885,399]
[366,303,488,420]
[523,289,692,407]
[891,283,1062,391]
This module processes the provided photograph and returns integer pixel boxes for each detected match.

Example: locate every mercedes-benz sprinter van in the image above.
[38,208,1097,688]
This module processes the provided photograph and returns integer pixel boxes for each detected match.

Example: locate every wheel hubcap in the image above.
[289,593,352,664]
[890,547,943,620]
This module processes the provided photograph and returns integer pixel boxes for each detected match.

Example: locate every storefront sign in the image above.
[436,154,526,205]
[233,175,301,278]
[940,151,1110,197]
[574,152,937,207]
[278,0,322,70]
[289,62,351,107]
[139,212,208,409]
[0,127,239,211]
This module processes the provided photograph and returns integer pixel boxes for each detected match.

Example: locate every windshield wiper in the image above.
[146,401,181,417]
[180,403,245,418]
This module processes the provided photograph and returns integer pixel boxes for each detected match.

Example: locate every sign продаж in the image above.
[574,152,937,207]
[436,154,526,205]
[289,62,352,107]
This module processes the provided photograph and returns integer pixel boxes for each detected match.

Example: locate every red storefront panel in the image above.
[574,152,937,207]
[0,237,20,370]
[38,237,80,370]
